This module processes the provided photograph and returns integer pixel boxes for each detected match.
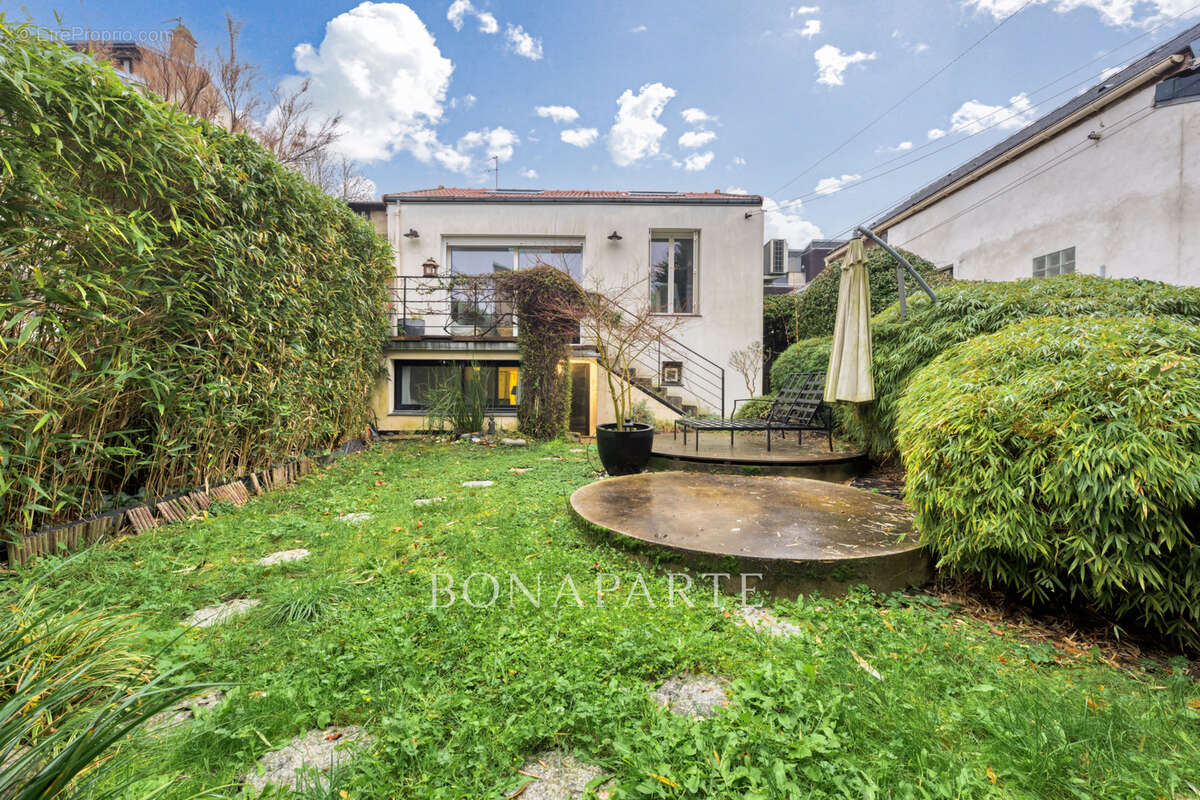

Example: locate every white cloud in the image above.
[732,155,746,166]
[790,5,821,15]
[535,104,579,123]
[476,11,499,33]
[725,185,749,194]
[798,19,822,37]
[506,24,543,59]
[763,196,822,247]
[449,93,477,109]
[877,140,913,153]
[631,24,648,33]
[683,151,715,171]
[520,167,538,178]
[457,126,519,162]
[942,92,1036,135]
[913,42,929,53]
[447,0,472,30]
[446,0,499,33]
[681,107,714,125]
[927,128,947,140]
[814,173,861,195]
[561,127,599,147]
[814,44,877,86]
[282,3,468,168]
[607,82,676,166]
[962,0,1199,27]
[678,129,717,149]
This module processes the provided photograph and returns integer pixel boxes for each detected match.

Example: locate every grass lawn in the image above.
[12,440,1200,799]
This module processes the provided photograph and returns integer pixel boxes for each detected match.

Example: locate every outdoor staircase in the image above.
[623,367,698,416]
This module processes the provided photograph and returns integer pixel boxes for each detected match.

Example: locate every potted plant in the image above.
[580,285,681,475]
[399,313,425,337]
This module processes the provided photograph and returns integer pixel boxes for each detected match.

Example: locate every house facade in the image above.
[835,23,1200,285]
[363,188,764,435]
[763,238,846,293]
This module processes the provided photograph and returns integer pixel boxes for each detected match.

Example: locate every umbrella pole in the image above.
[855,226,937,318]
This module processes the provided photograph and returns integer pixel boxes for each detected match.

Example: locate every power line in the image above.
[766,0,1037,199]
[760,1,1200,219]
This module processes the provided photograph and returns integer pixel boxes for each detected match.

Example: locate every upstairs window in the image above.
[650,232,697,314]
[1033,247,1075,278]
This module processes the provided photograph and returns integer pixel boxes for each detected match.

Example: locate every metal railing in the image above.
[387,275,726,414]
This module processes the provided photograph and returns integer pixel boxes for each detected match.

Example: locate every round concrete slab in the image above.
[570,472,930,597]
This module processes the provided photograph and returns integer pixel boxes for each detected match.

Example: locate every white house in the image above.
[833,22,1200,285]
[353,188,764,435]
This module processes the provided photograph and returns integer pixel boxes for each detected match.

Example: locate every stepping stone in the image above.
[242,725,372,793]
[652,673,730,719]
[257,549,309,566]
[149,689,225,730]
[501,437,527,446]
[413,497,446,506]
[541,456,564,461]
[461,480,493,488]
[509,467,532,474]
[184,598,260,628]
[569,448,584,453]
[735,606,802,638]
[516,751,613,800]
[336,512,373,524]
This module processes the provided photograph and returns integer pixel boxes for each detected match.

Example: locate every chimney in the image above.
[168,22,197,63]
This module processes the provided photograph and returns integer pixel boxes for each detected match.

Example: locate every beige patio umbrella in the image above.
[824,237,875,403]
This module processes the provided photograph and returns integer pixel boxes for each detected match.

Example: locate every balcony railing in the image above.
[389,275,516,339]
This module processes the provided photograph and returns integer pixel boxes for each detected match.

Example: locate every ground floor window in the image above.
[1033,246,1075,278]
[393,360,520,412]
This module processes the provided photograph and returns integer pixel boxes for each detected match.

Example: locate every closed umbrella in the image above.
[825,237,875,403]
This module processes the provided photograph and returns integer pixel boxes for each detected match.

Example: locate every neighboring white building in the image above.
[354,188,764,435]
[834,23,1200,285]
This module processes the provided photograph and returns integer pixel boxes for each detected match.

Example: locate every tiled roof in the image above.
[382,187,762,204]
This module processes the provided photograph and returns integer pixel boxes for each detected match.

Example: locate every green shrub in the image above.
[733,396,775,419]
[0,21,392,542]
[897,316,1200,646]
[847,275,1200,458]
[763,247,944,362]
[769,336,832,392]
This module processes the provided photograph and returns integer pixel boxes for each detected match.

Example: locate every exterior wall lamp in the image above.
[403,229,420,238]
[422,257,439,277]
[607,231,622,241]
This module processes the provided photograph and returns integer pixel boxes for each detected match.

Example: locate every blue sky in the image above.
[15,0,1200,244]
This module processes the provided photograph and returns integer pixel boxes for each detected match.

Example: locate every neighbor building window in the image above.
[1033,247,1075,278]
[650,232,697,313]
[393,360,520,412]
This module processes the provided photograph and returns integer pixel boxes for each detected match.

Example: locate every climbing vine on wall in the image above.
[495,266,585,440]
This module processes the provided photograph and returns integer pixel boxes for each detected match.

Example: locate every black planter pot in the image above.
[595,422,654,476]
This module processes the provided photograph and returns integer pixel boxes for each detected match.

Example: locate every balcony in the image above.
[388,275,517,340]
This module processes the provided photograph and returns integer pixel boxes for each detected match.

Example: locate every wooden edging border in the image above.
[6,433,374,567]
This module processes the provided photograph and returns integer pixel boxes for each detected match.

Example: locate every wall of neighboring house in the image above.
[383,199,763,424]
[887,81,1200,285]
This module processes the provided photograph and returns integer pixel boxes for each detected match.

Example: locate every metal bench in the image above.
[673,371,835,452]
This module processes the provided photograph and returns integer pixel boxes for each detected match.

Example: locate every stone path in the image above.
[413,496,446,506]
[184,598,260,628]
[517,751,612,800]
[241,726,373,793]
[735,606,802,638]
[509,467,532,474]
[149,689,225,730]
[652,673,730,719]
[461,480,494,488]
[336,512,373,524]
[257,549,309,566]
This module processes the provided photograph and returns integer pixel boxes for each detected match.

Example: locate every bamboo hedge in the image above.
[0,21,392,544]
[897,316,1200,646]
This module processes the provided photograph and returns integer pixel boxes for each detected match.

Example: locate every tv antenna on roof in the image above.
[491,155,499,190]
